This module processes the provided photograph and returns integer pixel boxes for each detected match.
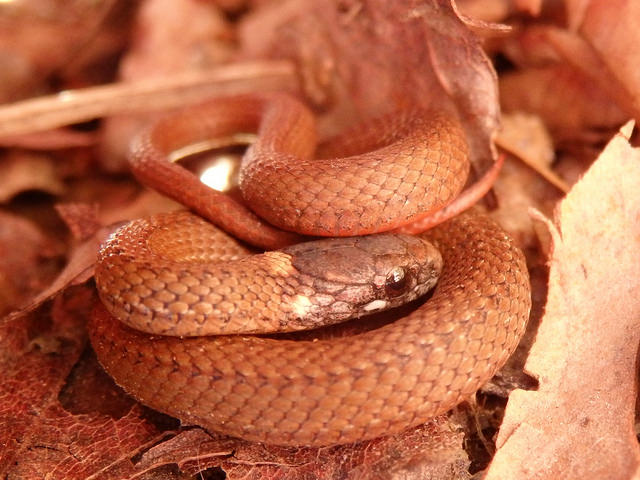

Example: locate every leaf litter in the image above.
[486,122,640,480]
[0,0,639,478]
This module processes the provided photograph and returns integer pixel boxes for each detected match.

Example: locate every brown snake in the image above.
[89,93,531,446]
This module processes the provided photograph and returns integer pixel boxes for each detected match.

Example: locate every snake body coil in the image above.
[90,93,531,446]
[91,213,530,446]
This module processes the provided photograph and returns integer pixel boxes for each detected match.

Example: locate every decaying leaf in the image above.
[486,122,640,479]
[0,287,162,479]
[499,63,626,142]
[133,416,470,480]
[496,112,569,192]
[2,224,112,324]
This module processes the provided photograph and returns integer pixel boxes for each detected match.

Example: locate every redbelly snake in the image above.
[89,93,531,446]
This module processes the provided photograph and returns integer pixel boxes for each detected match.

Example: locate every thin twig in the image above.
[0,60,297,137]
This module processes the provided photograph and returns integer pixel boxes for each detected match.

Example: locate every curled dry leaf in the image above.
[4,190,182,325]
[1,225,113,325]
[496,112,569,193]
[55,203,102,242]
[2,202,112,324]
[0,151,65,202]
[239,0,500,170]
[488,156,560,255]
[119,0,233,80]
[486,122,640,479]
[499,63,627,142]
[0,0,136,102]
[495,4,640,145]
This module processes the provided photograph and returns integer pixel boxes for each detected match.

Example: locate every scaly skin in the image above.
[90,93,531,446]
[90,213,530,446]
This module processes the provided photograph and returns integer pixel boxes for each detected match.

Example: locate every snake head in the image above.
[283,234,443,324]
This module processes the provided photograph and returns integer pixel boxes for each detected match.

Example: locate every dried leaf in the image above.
[496,112,568,192]
[135,416,470,480]
[569,0,640,118]
[0,151,65,202]
[486,122,640,479]
[0,210,54,315]
[119,0,233,79]
[240,0,500,169]
[2,225,113,324]
[499,64,626,140]
[0,287,161,480]
[55,203,102,241]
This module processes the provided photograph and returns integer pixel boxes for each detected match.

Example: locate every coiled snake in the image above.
[89,93,531,446]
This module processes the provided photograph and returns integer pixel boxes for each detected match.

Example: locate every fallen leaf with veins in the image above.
[486,122,640,480]
[0,287,162,479]
[133,417,471,480]
[2,224,113,325]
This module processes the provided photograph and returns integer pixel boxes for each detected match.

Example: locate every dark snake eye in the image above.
[385,266,409,296]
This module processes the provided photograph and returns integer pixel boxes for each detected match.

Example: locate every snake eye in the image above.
[384,266,409,297]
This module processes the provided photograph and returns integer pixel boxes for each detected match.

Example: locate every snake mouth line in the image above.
[259,292,434,342]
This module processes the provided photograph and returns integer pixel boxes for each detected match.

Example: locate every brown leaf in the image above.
[568,0,640,119]
[485,122,640,479]
[135,416,470,480]
[0,287,162,480]
[119,0,233,79]
[55,202,102,241]
[0,210,54,315]
[500,3,640,137]
[2,224,113,324]
[496,112,569,192]
[239,0,500,169]
[499,63,627,141]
